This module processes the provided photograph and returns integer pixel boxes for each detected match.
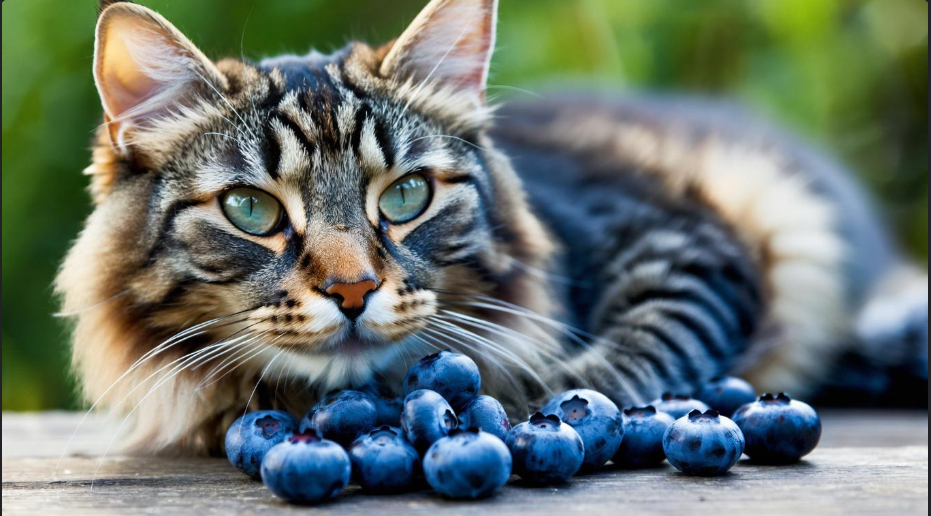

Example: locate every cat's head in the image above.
[58,0,553,409]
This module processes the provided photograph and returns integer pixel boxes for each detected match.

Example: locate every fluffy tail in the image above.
[817,266,928,407]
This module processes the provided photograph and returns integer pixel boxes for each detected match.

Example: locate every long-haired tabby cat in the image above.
[58,0,928,455]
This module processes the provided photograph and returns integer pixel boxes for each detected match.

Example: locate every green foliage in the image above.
[2,0,926,410]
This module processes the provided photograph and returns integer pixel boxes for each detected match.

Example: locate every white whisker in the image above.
[436,310,587,386]
[402,21,473,113]
[238,343,288,434]
[88,329,266,489]
[485,84,544,99]
[407,134,487,152]
[193,71,259,142]
[422,321,552,397]
[53,290,130,317]
[418,326,534,408]
[195,333,277,391]
[53,309,257,478]
[437,292,642,401]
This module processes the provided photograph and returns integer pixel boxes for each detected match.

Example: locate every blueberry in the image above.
[299,390,376,447]
[506,412,584,485]
[372,396,404,427]
[360,385,404,427]
[457,395,511,441]
[650,392,711,419]
[541,389,624,469]
[348,425,421,492]
[260,430,351,504]
[696,376,757,416]
[224,410,296,479]
[731,393,822,464]
[663,409,745,476]
[400,389,458,453]
[613,406,675,468]
[423,428,512,499]
[403,351,481,411]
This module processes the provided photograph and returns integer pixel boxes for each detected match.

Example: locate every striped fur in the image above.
[57,1,924,455]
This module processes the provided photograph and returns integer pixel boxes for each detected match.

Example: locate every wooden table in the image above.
[2,411,927,515]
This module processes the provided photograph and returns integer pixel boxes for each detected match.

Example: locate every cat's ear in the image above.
[93,3,227,151]
[380,0,497,107]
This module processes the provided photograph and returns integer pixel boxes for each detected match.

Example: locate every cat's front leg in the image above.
[557,216,765,408]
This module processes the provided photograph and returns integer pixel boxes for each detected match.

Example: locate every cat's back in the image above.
[490,92,897,304]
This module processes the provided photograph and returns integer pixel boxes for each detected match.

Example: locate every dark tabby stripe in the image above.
[145,198,205,264]
[349,103,373,156]
[260,122,282,179]
[272,113,316,164]
[594,224,758,387]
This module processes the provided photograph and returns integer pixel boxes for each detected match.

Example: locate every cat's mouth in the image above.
[256,313,429,359]
[331,334,380,357]
[245,286,437,357]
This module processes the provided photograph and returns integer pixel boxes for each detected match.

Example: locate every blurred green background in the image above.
[2,0,927,410]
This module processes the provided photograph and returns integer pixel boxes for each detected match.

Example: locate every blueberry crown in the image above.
[561,394,590,407]
[254,414,285,430]
[530,412,561,425]
[288,429,322,444]
[759,392,792,403]
[321,390,343,405]
[443,409,458,429]
[420,350,452,364]
[660,392,693,401]
[369,425,398,437]
[687,409,721,421]
[623,405,658,417]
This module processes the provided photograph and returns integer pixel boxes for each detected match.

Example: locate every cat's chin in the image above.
[268,334,413,389]
[274,325,405,363]
[330,335,380,357]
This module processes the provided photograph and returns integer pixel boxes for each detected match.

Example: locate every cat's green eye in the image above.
[221,187,284,236]
[378,173,431,224]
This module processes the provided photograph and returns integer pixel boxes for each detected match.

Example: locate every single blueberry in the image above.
[299,390,377,447]
[663,409,745,476]
[348,425,421,492]
[614,405,675,468]
[260,430,351,504]
[696,376,757,416]
[650,392,711,419]
[224,410,296,479]
[731,393,822,464]
[359,384,404,427]
[506,412,584,485]
[541,389,624,470]
[423,428,512,499]
[403,350,481,411]
[400,389,458,453]
[457,395,511,441]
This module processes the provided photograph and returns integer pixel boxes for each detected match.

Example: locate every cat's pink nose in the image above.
[325,279,379,319]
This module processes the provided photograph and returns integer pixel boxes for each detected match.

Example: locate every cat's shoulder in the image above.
[491,89,896,303]
[492,90,788,150]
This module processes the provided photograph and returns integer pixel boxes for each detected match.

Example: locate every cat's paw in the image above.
[856,278,928,380]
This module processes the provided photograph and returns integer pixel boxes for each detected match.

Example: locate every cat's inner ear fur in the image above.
[380,0,497,108]
[93,3,227,153]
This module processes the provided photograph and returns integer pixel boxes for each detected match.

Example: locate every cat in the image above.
[57,0,928,455]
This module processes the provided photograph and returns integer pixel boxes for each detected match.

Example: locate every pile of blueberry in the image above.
[225,351,822,504]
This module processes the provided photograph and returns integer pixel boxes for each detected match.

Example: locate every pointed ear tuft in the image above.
[94,3,227,150]
[380,0,497,107]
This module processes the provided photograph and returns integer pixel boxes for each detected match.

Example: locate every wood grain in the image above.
[2,411,927,516]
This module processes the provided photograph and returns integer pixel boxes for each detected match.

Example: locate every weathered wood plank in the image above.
[3,448,927,516]
[2,411,928,516]
[2,410,926,458]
